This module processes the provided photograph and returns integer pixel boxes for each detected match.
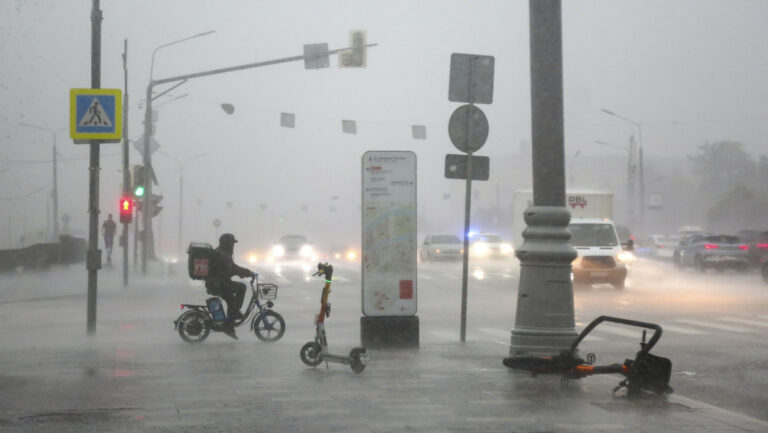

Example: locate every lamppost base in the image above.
[509,327,577,357]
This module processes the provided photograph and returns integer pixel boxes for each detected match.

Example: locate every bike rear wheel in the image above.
[177,310,210,344]
[252,310,286,342]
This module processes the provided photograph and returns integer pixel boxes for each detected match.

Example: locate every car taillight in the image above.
[757,243,768,249]
[739,245,749,250]
[704,244,719,249]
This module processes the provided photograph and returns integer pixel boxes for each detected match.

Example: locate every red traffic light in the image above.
[119,197,133,223]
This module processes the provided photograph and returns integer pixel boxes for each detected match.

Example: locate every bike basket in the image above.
[187,242,214,280]
[257,283,278,300]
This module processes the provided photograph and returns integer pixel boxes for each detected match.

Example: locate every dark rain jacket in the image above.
[206,246,252,285]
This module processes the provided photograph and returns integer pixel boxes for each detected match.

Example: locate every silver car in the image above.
[673,234,750,272]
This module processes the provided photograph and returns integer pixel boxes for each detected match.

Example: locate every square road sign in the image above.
[69,88,123,142]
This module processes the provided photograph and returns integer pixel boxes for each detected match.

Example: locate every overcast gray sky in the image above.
[2,1,767,253]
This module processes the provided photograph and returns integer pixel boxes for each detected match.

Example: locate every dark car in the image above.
[734,230,768,267]
[673,234,751,272]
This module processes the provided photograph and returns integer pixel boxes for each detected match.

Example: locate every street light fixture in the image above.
[18,123,66,239]
[600,108,645,233]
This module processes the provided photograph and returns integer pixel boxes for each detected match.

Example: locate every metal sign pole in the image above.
[121,38,130,287]
[86,0,102,335]
[459,57,475,343]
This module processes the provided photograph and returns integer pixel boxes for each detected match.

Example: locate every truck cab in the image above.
[569,218,632,290]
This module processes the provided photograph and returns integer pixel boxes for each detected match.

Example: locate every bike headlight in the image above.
[272,244,285,257]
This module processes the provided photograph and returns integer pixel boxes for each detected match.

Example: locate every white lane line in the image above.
[658,324,705,335]
[478,328,509,339]
[674,318,753,333]
[595,325,643,338]
[719,317,768,328]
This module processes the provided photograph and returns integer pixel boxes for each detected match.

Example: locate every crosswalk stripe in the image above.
[658,324,705,335]
[674,319,752,333]
[718,317,768,328]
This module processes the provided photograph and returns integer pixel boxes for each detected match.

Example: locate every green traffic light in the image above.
[134,186,145,197]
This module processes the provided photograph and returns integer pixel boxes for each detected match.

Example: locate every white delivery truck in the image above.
[512,190,614,249]
[513,190,629,289]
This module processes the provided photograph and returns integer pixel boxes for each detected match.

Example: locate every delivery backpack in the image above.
[187,242,214,280]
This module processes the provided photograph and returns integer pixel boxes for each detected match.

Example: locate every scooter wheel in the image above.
[300,342,322,367]
[349,347,366,374]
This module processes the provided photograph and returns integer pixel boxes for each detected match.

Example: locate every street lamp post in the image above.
[595,139,637,227]
[142,30,216,274]
[601,108,645,233]
[160,152,208,255]
[19,123,65,240]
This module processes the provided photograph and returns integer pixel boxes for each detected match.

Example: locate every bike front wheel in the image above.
[177,310,210,344]
[252,310,286,342]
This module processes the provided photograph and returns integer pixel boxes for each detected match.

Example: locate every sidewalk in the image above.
[0,272,766,432]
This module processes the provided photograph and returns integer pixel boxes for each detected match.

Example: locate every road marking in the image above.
[418,274,435,280]
[718,317,768,328]
[478,328,509,339]
[582,335,605,342]
[658,323,705,335]
[674,318,753,333]
[595,324,643,338]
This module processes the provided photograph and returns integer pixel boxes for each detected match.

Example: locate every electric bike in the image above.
[300,263,368,373]
[174,275,285,344]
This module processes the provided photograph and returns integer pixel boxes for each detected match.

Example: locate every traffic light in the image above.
[340,30,367,67]
[133,165,146,197]
[119,196,133,223]
[150,194,163,217]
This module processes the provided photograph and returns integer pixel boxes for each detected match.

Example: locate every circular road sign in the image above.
[212,218,221,228]
[448,104,489,153]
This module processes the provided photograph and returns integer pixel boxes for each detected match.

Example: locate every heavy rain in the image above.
[1,1,767,432]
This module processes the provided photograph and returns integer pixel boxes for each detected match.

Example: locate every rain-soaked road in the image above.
[0,256,766,431]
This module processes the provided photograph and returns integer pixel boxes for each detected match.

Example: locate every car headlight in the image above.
[300,244,313,257]
[616,251,634,263]
[435,248,441,254]
[501,243,513,255]
[248,254,258,264]
[346,250,358,261]
[272,244,285,257]
[472,242,490,256]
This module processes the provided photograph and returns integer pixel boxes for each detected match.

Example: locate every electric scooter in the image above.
[300,263,368,373]
[503,316,673,398]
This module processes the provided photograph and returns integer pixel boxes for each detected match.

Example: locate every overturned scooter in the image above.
[503,316,673,398]
[300,263,368,373]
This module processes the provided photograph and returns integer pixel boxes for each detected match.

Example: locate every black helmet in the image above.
[218,233,238,251]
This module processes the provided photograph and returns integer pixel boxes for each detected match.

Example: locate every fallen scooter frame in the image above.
[503,316,673,398]
[300,263,368,373]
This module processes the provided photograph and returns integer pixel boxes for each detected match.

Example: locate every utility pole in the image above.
[86,0,103,335]
[121,38,130,286]
[509,0,577,357]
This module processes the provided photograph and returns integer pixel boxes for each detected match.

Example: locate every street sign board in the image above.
[448,104,489,153]
[132,135,160,157]
[449,53,495,104]
[444,154,490,181]
[362,151,417,316]
[303,43,330,69]
[69,88,123,142]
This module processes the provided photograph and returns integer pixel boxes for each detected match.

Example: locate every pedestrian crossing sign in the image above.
[69,88,122,142]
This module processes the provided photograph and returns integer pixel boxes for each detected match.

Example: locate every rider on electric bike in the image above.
[204,233,255,339]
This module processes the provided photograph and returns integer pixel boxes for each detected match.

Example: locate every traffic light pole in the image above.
[121,38,130,287]
[140,42,378,273]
